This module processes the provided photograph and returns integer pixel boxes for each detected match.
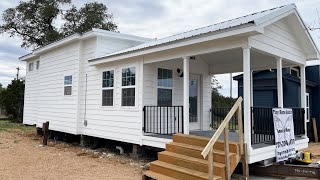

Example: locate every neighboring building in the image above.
[20,4,319,166]
[234,66,320,140]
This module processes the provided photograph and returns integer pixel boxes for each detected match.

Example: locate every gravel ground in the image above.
[303,143,320,163]
[0,128,144,180]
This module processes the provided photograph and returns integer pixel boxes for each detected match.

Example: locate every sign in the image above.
[272,108,296,162]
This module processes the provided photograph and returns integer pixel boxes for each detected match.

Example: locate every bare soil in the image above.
[303,143,320,163]
[0,127,145,180]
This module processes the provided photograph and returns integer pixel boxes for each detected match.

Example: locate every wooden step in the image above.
[166,142,237,164]
[158,151,226,179]
[173,133,239,153]
[150,161,222,180]
[143,170,178,180]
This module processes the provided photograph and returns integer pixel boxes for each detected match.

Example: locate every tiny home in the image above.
[21,4,319,178]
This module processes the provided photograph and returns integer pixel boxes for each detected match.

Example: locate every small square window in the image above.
[64,86,72,95]
[64,75,72,96]
[29,62,34,71]
[36,61,40,70]
[64,75,72,85]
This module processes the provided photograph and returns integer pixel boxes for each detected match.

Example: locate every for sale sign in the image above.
[272,108,296,162]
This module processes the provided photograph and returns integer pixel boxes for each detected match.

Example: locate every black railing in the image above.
[251,107,275,144]
[251,107,305,144]
[211,107,238,131]
[143,106,183,135]
[292,108,305,136]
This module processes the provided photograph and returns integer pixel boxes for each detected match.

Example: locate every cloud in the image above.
[0,0,320,89]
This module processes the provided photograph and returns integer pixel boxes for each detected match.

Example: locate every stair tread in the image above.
[168,142,236,156]
[151,161,221,180]
[159,151,225,168]
[143,170,178,180]
[174,133,239,145]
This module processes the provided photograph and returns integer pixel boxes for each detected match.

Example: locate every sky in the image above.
[0,0,319,97]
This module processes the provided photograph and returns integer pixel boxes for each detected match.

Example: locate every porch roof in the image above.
[89,4,319,65]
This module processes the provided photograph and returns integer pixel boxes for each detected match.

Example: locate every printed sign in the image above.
[272,108,296,162]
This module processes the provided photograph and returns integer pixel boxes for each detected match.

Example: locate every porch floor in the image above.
[144,130,305,149]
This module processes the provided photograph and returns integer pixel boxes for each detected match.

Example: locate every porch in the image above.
[141,44,309,163]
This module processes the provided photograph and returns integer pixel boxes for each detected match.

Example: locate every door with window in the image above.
[189,74,201,130]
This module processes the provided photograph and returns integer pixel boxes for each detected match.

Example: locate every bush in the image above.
[0,79,24,123]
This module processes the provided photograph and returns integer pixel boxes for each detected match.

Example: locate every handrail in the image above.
[201,97,243,158]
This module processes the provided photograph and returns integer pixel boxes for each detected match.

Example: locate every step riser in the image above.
[158,153,226,179]
[150,163,208,180]
[166,143,234,164]
[173,135,238,153]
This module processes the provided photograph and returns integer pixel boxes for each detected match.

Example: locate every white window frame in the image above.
[306,93,310,122]
[290,67,300,78]
[64,75,73,96]
[157,68,173,106]
[29,62,34,71]
[101,69,115,107]
[36,61,40,70]
[121,67,136,107]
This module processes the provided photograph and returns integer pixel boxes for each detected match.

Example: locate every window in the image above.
[122,67,135,106]
[36,61,40,70]
[102,70,114,106]
[157,68,173,106]
[290,67,300,78]
[29,62,34,71]
[64,75,72,95]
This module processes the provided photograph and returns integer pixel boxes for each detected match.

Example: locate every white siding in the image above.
[249,18,306,63]
[35,42,80,134]
[23,58,40,125]
[77,37,145,145]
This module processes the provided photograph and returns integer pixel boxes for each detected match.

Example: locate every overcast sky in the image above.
[0,0,319,97]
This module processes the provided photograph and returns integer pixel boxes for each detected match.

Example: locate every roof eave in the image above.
[89,24,260,66]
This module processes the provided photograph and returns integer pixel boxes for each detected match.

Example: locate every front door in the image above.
[189,74,201,130]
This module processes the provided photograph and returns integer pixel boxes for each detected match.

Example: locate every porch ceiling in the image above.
[198,48,298,74]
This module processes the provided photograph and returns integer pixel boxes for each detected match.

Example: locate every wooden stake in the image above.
[42,121,49,145]
[312,118,318,143]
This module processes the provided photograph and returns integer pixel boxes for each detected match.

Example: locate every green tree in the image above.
[0,0,117,48]
[211,76,236,107]
[0,79,25,123]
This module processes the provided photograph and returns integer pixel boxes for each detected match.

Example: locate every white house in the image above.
[21,4,319,165]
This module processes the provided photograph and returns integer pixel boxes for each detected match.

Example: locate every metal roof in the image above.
[89,4,296,62]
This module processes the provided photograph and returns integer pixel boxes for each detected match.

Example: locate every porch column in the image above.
[242,46,252,150]
[276,57,284,108]
[300,64,307,137]
[183,57,190,134]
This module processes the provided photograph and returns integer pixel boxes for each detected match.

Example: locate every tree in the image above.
[0,83,2,90]
[211,76,236,107]
[0,79,25,123]
[0,0,117,48]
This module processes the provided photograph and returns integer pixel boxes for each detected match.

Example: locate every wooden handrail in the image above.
[201,97,243,158]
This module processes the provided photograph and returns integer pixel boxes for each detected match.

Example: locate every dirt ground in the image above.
[303,143,320,163]
[0,125,145,180]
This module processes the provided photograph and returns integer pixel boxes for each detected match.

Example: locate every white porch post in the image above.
[276,57,284,108]
[183,57,190,134]
[300,64,307,137]
[243,47,252,150]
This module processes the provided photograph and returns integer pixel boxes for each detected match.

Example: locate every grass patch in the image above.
[0,120,34,132]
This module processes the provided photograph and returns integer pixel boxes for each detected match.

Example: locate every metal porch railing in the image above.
[143,106,184,135]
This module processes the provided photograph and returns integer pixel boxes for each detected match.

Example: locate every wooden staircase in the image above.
[143,97,248,180]
[143,134,241,180]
